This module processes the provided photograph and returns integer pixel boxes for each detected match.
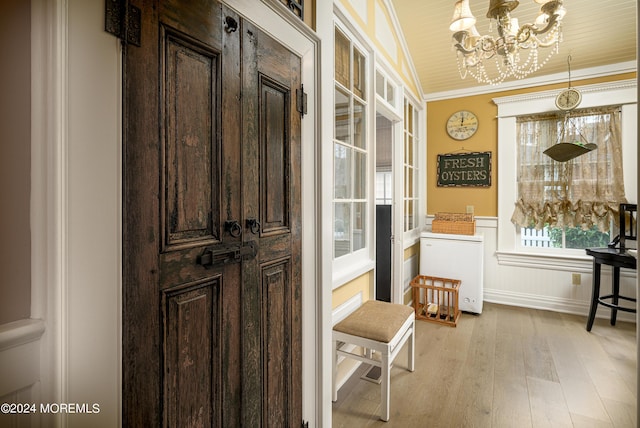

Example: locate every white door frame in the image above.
[374,100,404,305]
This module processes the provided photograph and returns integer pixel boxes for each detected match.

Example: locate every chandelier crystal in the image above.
[450,0,566,84]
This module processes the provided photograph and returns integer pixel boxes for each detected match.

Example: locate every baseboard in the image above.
[484,288,636,323]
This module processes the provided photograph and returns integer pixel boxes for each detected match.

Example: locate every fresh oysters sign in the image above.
[437,152,491,187]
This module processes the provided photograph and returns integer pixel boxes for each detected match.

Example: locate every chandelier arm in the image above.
[522,14,561,37]
[452,34,497,55]
[516,26,560,48]
[452,41,478,56]
[479,36,497,53]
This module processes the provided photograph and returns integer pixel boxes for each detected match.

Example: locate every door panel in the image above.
[162,26,220,249]
[260,78,290,234]
[123,1,301,426]
[241,21,302,427]
[262,258,293,426]
[162,279,221,427]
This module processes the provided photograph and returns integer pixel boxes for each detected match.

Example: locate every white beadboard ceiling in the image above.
[391,0,637,96]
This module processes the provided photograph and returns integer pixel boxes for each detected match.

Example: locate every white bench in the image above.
[332,300,415,421]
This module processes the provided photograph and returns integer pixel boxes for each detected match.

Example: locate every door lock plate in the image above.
[197,241,257,268]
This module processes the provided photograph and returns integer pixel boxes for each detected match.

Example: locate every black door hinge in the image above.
[105,0,141,47]
[301,420,309,428]
[287,0,305,21]
[296,85,307,118]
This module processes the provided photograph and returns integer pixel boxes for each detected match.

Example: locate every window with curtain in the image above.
[334,26,368,259]
[512,106,627,249]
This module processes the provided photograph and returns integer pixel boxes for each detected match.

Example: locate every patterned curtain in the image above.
[511,106,626,232]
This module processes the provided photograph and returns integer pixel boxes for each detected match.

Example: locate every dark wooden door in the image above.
[240,20,303,427]
[122,1,302,426]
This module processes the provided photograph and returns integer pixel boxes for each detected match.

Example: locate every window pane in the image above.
[406,134,414,165]
[375,70,384,98]
[405,200,414,231]
[376,171,392,205]
[403,99,419,234]
[553,226,611,249]
[521,225,611,249]
[354,151,366,199]
[353,98,366,149]
[406,103,413,131]
[353,202,366,251]
[334,203,351,258]
[520,227,553,248]
[334,143,351,199]
[353,47,365,100]
[386,81,394,105]
[406,167,414,198]
[334,28,350,88]
[335,87,350,143]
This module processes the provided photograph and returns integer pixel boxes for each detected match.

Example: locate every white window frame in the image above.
[332,19,375,286]
[375,67,401,117]
[402,96,423,245]
[495,80,637,270]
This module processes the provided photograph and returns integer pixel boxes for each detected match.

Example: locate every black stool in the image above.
[585,204,637,331]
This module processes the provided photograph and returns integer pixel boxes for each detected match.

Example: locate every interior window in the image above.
[404,99,419,232]
[333,26,369,259]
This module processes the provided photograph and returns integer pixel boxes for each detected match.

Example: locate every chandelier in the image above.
[450,0,567,84]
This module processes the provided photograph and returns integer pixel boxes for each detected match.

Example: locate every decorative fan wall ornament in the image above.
[544,56,596,162]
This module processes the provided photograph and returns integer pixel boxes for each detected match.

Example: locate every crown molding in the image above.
[494,78,637,105]
[425,61,637,102]
[492,78,637,117]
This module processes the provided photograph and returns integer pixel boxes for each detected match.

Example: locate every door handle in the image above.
[224,16,238,33]
[224,220,242,237]
[246,218,261,235]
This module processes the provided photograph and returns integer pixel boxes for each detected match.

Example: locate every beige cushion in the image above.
[334,300,414,343]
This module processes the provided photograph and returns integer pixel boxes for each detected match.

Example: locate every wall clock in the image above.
[555,87,582,111]
[446,110,478,140]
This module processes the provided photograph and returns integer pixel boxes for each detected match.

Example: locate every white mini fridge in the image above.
[420,231,484,314]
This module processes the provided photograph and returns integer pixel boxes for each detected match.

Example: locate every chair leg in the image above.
[586,261,601,332]
[332,340,338,402]
[611,266,620,326]
[408,321,415,372]
[381,350,390,422]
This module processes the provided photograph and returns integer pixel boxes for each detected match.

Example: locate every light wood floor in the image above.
[332,302,637,427]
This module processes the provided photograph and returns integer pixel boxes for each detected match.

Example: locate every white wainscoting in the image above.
[331,292,364,393]
[403,253,419,302]
[425,216,637,323]
[0,319,45,426]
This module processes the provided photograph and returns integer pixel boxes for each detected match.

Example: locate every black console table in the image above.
[585,247,637,331]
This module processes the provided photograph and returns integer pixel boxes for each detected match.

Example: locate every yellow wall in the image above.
[426,72,636,216]
[332,271,374,309]
[305,0,315,29]
[337,0,421,97]
[404,242,418,259]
